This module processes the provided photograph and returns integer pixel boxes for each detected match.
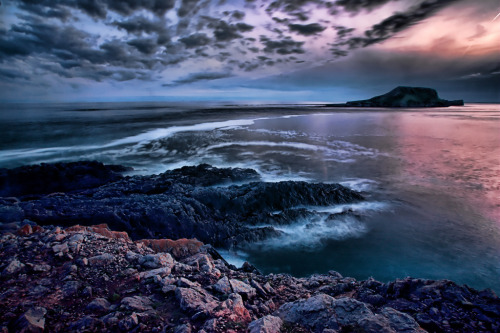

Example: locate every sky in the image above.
[0,0,499,103]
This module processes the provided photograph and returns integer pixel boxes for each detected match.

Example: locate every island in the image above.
[327,86,464,107]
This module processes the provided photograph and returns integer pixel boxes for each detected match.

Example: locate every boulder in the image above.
[248,315,283,333]
[120,296,154,312]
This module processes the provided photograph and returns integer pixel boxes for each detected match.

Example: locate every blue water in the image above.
[1,102,499,292]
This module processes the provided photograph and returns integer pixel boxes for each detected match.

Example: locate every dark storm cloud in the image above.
[362,0,458,46]
[127,38,158,54]
[163,72,233,86]
[236,23,254,32]
[179,33,212,48]
[178,0,200,17]
[16,0,175,19]
[260,36,305,55]
[289,23,325,36]
[335,0,395,12]
[334,0,459,49]
[214,21,242,41]
[112,16,167,36]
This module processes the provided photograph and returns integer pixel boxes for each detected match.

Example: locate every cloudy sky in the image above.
[0,0,499,102]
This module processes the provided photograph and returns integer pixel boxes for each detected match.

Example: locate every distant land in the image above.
[327,86,464,108]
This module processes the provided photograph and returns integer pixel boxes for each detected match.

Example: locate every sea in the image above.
[1,101,499,292]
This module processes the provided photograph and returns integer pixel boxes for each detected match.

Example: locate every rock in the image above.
[229,279,256,299]
[138,253,175,269]
[118,313,139,331]
[341,86,464,107]
[62,281,80,297]
[69,316,103,332]
[139,266,172,280]
[52,243,68,254]
[332,297,374,326]
[138,238,204,260]
[120,296,154,312]
[174,323,192,333]
[88,253,114,266]
[213,276,232,294]
[214,293,251,323]
[16,225,32,236]
[380,307,422,332]
[0,161,129,197]
[13,307,46,333]
[87,298,111,312]
[175,287,219,314]
[32,264,51,272]
[248,315,283,333]
[2,259,25,275]
[276,294,376,331]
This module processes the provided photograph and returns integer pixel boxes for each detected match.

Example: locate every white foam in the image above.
[340,178,379,192]
[264,215,367,250]
[104,119,259,148]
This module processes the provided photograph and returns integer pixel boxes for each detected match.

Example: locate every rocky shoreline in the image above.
[1,161,500,332]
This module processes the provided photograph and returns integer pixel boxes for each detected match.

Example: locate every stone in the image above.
[213,276,232,294]
[139,266,172,280]
[88,253,114,266]
[380,307,421,332]
[229,279,256,299]
[52,243,68,254]
[14,307,46,333]
[139,238,204,260]
[248,315,283,333]
[87,298,111,312]
[175,287,219,314]
[332,297,374,326]
[214,293,251,323]
[174,323,192,333]
[138,253,175,269]
[2,259,25,275]
[120,296,154,312]
[62,281,80,297]
[118,313,139,331]
[32,264,51,272]
[69,316,103,332]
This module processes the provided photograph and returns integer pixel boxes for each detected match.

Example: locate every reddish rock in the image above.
[138,238,203,259]
[65,224,130,241]
[16,225,32,236]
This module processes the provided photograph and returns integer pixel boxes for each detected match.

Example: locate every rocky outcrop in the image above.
[0,162,363,248]
[0,223,499,332]
[330,86,464,107]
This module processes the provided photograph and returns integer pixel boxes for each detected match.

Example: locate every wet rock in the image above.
[248,315,283,333]
[13,307,46,333]
[120,296,154,312]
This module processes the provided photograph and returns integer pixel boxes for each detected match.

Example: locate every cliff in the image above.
[332,86,464,107]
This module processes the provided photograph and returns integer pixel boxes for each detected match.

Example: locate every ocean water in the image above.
[1,102,499,292]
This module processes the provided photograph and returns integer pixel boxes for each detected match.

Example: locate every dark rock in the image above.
[120,296,154,312]
[335,86,464,108]
[248,315,283,333]
[2,162,363,248]
[0,161,130,197]
[13,307,46,333]
[86,298,111,312]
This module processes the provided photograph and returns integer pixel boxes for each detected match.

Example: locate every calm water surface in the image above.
[1,102,499,291]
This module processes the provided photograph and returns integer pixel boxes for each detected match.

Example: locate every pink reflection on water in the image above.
[391,109,500,222]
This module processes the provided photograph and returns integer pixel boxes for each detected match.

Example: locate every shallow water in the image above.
[1,102,499,291]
